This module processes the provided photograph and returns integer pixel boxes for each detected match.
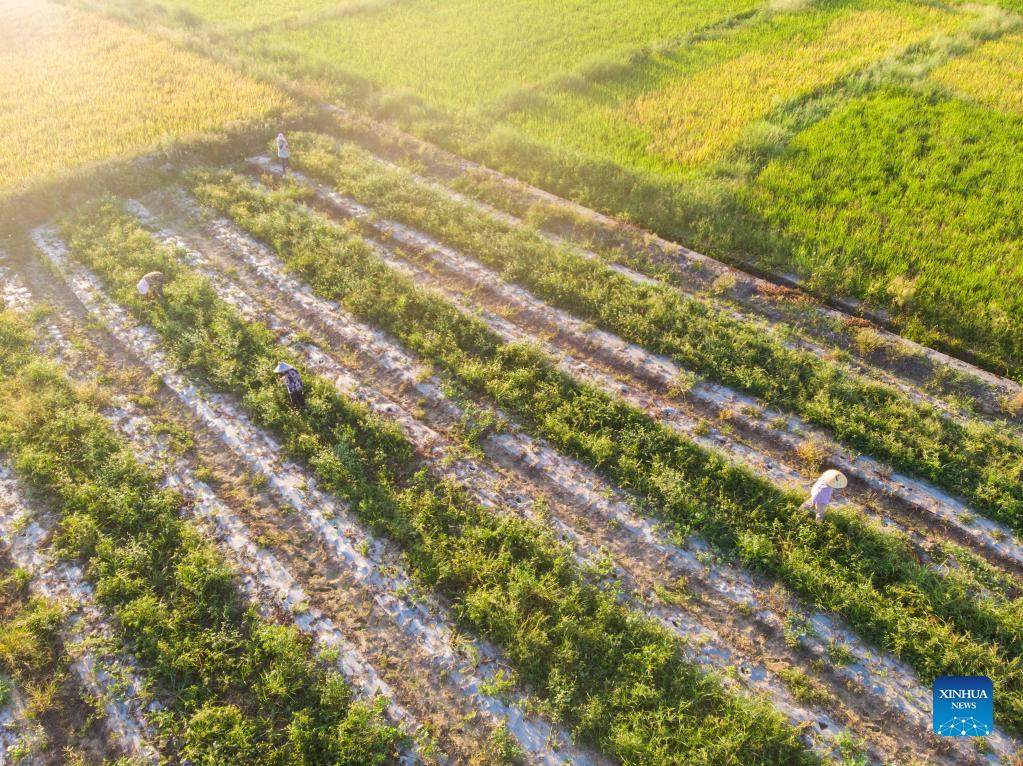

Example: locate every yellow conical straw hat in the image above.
[821,469,847,489]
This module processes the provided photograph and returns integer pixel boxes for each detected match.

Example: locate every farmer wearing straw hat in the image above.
[803,469,847,520]
[275,362,305,410]
[137,271,165,301]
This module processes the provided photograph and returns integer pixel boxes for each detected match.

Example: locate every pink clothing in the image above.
[810,481,833,508]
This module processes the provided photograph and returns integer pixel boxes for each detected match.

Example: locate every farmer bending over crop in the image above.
[277,132,290,176]
[137,270,165,300]
[275,362,305,409]
[802,469,847,520]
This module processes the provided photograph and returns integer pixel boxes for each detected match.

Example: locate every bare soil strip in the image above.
[28,229,602,766]
[133,191,1008,766]
[4,255,481,765]
[134,197,862,762]
[0,685,42,763]
[325,106,1022,419]
[253,160,1023,588]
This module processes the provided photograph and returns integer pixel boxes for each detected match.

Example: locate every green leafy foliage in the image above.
[748,88,1023,378]
[0,311,399,765]
[184,174,1023,735]
[60,201,813,764]
[286,131,1023,535]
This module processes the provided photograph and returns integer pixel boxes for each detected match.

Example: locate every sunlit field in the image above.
[747,89,1023,374]
[5,1,1023,763]
[0,0,290,194]
[117,0,382,30]
[931,30,1023,115]
[506,1,965,173]
[246,0,761,110]
[628,7,960,168]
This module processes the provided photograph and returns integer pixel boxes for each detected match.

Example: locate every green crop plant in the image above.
[184,172,1023,736]
[59,200,814,765]
[0,309,399,765]
[286,130,1023,535]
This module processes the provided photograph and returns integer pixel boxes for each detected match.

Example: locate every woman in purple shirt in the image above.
[804,469,847,520]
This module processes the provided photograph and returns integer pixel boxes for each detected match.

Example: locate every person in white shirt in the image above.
[274,362,305,409]
[277,132,290,176]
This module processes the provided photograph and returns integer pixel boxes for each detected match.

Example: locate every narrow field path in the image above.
[0,464,162,764]
[27,229,605,766]
[251,160,1023,589]
[132,190,1006,766]
[324,107,1023,420]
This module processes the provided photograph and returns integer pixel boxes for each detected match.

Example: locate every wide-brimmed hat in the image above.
[821,469,848,489]
[273,362,295,374]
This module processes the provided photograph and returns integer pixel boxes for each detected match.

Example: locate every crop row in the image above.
[0,561,106,763]
[250,151,1023,585]
[137,192,903,760]
[0,309,399,764]
[187,169,1023,737]
[322,102,1022,425]
[59,200,814,764]
[0,454,163,764]
[284,130,1023,534]
[102,202,610,764]
[143,186,1011,763]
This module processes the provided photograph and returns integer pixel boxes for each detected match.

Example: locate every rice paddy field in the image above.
[5,1,1023,764]
[0,0,291,197]
[192,0,1023,379]
[245,0,763,110]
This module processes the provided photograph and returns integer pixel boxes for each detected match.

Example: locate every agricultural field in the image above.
[0,0,291,198]
[504,0,966,171]
[5,1,1023,765]
[931,30,1023,115]
[746,89,1023,379]
[104,0,382,31]
[102,0,1023,379]
[244,0,761,111]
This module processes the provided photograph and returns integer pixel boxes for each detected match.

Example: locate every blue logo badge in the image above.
[933,676,993,736]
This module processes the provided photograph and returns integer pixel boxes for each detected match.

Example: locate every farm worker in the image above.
[137,271,165,300]
[803,469,847,520]
[275,362,305,410]
[276,132,290,176]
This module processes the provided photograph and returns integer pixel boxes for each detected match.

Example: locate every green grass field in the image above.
[746,88,1023,374]
[502,0,964,174]
[101,0,376,30]
[81,0,1023,378]
[932,30,1023,115]
[246,0,761,110]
